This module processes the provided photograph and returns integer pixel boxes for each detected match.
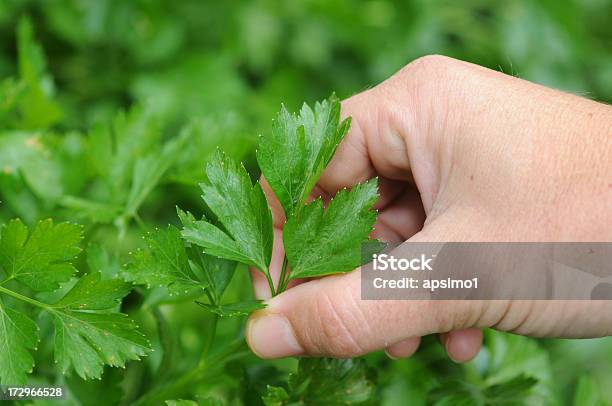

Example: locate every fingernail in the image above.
[444,338,460,363]
[384,348,399,360]
[247,314,303,358]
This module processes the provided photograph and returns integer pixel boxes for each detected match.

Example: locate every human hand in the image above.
[247,55,612,361]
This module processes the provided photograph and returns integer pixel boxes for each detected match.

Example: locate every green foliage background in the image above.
[0,0,611,404]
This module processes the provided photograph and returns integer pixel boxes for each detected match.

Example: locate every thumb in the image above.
[246,220,492,359]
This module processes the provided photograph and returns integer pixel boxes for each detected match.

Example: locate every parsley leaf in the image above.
[175,207,262,314]
[86,243,121,279]
[177,208,237,302]
[0,132,63,203]
[263,358,375,405]
[124,225,205,295]
[54,272,131,310]
[6,17,62,129]
[0,219,150,384]
[0,218,82,291]
[60,106,191,234]
[257,95,350,216]
[181,150,273,272]
[188,246,236,303]
[284,179,378,279]
[124,126,191,218]
[196,300,266,318]
[89,106,161,193]
[573,376,603,406]
[0,301,38,385]
[428,375,538,405]
[53,311,149,380]
[52,272,150,380]
[481,330,554,401]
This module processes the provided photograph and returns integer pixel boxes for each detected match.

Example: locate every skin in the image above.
[247,55,612,361]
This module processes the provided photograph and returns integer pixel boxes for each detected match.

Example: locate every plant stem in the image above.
[203,288,216,305]
[198,314,219,368]
[277,256,289,295]
[151,308,174,386]
[132,212,148,231]
[0,285,51,309]
[276,255,293,295]
[262,267,276,297]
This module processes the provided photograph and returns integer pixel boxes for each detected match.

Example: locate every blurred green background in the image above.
[1,0,611,132]
[0,0,611,404]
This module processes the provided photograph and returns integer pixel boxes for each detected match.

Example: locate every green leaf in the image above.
[428,375,538,405]
[123,225,205,295]
[481,330,554,402]
[284,179,378,279]
[0,79,26,124]
[0,218,148,384]
[53,310,150,380]
[196,300,266,317]
[86,243,121,279]
[54,272,131,310]
[0,300,38,385]
[17,17,47,88]
[427,380,483,406]
[178,208,237,302]
[257,95,350,216]
[51,270,150,380]
[485,375,538,403]
[193,250,236,302]
[0,218,82,291]
[573,376,604,406]
[62,106,193,231]
[182,150,273,272]
[180,217,252,265]
[167,117,252,184]
[0,132,63,200]
[59,196,121,224]
[13,17,62,129]
[262,386,289,406]
[124,125,191,217]
[267,358,375,405]
[98,106,161,191]
[87,122,114,183]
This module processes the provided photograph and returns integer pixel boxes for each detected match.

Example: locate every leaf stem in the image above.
[132,212,148,232]
[262,266,276,297]
[203,288,216,305]
[198,314,219,368]
[277,256,289,295]
[151,308,174,386]
[0,285,51,310]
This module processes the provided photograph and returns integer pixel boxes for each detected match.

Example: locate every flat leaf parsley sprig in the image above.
[181,95,379,297]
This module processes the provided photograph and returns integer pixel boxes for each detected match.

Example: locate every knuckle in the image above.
[489,300,536,334]
[395,54,457,84]
[432,301,483,332]
[376,54,465,139]
[408,54,454,71]
[309,291,366,357]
